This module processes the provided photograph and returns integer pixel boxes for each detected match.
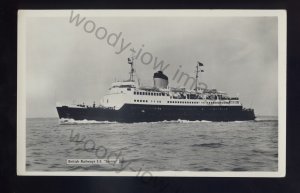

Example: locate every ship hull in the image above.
[57,104,255,123]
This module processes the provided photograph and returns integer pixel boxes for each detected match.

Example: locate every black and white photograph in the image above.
[17,10,286,176]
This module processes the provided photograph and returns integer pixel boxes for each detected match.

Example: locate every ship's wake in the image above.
[58,118,266,125]
[59,118,117,125]
[136,119,212,124]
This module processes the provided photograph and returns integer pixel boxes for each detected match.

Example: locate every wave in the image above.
[59,118,117,125]
[191,142,224,148]
[163,119,212,123]
[255,118,278,122]
[132,119,212,124]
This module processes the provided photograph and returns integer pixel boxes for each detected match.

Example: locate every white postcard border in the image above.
[17,9,287,177]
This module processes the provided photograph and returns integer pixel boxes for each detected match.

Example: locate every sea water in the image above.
[26,116,278,172]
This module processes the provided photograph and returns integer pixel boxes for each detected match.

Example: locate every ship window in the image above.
[127,88,131,91]
[162,93,165,96]
[151,93,153,96]
[134,92,136,95]
[134,100,136,102]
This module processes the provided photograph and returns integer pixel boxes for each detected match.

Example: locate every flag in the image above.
[197,61,203,66]
[128,58,133,64]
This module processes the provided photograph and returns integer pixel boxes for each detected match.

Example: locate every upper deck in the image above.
[100,80,241,110]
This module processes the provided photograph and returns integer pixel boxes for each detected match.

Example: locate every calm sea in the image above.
[26,116,278,172]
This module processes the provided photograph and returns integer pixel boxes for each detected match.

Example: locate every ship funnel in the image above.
[153,71,168,89]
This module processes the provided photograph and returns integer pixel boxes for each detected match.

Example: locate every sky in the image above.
[24,11,278,117]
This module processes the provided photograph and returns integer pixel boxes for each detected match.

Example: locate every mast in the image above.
[128,57,134,81]
[195,61,204,92]
[195,65,199,92]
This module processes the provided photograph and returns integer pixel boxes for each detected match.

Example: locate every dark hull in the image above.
[57,104,255,123]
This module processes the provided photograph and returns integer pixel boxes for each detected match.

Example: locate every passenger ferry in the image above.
[56,58,255,123]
